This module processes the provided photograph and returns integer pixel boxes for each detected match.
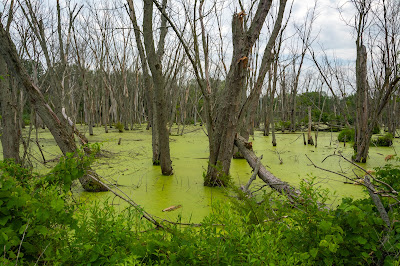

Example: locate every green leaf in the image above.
[0,215,10,226]
[71,168,79,177]
[36,225,48,236]
[357,237,367,245]
[309,248,318,258]
[51,198,64,212]
[328,243,338,253]
[319,220,331,232]
[1,232,8,242]
[361,252,369,258]
[319,240,329,248]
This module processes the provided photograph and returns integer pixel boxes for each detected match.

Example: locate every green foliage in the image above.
[372,133,393,147]
[0,161,77,264]
[114,122,124,132]
[0,146,96,264]
[22,113,30,126]
[56,201,155,265]
[278,120,291,130]
[374,155,400,192]
[1,153,399,265]
[338,128,355,142]
[372,124,381,134]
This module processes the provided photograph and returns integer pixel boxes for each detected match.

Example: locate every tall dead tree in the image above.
[127,0,160,165]
[352,0,400,162]
[141,0,173,175]
[153,0,288,185]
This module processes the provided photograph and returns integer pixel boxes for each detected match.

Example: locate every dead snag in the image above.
[242,155,263,193]
[234,135,300,200]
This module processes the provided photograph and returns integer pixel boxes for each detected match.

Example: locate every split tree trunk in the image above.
[204,0,287,186]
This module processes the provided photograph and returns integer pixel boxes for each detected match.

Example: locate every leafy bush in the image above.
[0,146,97,264]
[374,155,400,192]
[372,133,393,147]
[114,122,124,132]
[338,128,355,142]
[278,121,291,130]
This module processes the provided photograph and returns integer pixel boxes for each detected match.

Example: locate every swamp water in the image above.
[14,125,400,223]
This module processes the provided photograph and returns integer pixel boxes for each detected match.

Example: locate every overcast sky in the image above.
[294,0,357,62]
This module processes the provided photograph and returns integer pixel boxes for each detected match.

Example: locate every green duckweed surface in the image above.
[12,125,400,223]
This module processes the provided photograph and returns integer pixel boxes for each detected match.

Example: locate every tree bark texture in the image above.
[307,106,314,145]
[0,56,21,163]
[354,45,370,163]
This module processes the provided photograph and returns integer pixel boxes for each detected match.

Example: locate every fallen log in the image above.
[234,135,300,200]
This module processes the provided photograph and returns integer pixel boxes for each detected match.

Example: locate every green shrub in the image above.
[372,133,393,146]
[338,128,355,142]
[114,122,124,132]
[278,121,291,130]
[0,146,98,264]
[374,155,400,192]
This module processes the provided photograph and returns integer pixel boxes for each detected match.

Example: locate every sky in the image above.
[292,0,357,62]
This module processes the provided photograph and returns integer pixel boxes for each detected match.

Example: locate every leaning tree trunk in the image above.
[234,135,299,200]
[354,45,370,163]
[0,55,20,163]
[0,24,107,192]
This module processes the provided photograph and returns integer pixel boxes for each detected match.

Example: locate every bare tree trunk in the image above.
[354,45,370,162]
[307,106,314,145]
[0,56,20,163]
[127,0,160,165]
[205,0,285,186]
[143,0,173,175]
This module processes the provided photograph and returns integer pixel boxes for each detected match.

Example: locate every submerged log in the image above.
[162,205,182,212]
[234,135,300,200]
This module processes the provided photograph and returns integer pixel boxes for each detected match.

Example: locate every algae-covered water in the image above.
[13,125,400,222]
